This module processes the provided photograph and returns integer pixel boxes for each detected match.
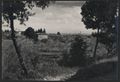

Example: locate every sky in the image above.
[2,1,95,34]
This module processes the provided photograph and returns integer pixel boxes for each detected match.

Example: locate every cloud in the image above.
[2,1,95,34]
[54,1,85,7]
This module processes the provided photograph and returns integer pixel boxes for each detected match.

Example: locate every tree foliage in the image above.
[69,36,87,66]
[57,32,61,35]
[36,28,43,33]
[24,27,37,40]
[43,28,46,33]
[3,0,51,24]
[2,0,53,78]
[81,0,117,60]
[60,36,88,67]
[36,28,46,34]
[81,0,117,30]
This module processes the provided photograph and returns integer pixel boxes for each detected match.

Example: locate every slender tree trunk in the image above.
[93,28,100,61]
[9,13,28,77]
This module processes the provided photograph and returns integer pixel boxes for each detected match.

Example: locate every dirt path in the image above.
[43,71,77,81]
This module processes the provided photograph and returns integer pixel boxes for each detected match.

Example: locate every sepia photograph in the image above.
[1,0,118,81]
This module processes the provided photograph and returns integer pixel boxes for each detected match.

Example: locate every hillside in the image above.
[2,34,117,80]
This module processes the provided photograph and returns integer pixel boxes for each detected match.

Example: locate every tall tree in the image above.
[2,0,52,77]
[57,32,61,35]
[43,28,46,33]
[81,0,117,61]
[39,28,42,33]
[24,27,35,39]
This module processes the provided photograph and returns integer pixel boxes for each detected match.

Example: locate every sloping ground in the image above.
[2,39,79,80]
[2,35,117,80]
[38,57,117,81]
[66,57,118,81]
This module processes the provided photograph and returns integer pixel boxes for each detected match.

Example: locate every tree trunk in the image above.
[93,28,100,61]
[9,13,28,77]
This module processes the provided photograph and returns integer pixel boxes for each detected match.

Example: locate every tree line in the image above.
[35,28,46,34]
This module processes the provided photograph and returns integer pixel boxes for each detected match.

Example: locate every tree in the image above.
[4,29,10,33]
[33,33,38,42]
[92,31,116,57]
[37,28,42,33]
[2,0,52,77]
[61,36,87,67]
[24,27,35,39]
[43,28,46,33]
[24,27,38,42]
[57,32,61,35]
[81,0,117,61]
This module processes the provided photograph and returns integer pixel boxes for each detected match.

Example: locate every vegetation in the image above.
[92,32,116,57]
[2,33,117,80]
[2,0,52,77]
[57,32,61,35]
[24,27,38,42]
[2,0,118,81]
[67,61,117,81]
[59,36,88,67]
[2,34,80,80]
[81,0,117,61]
[43,28,46,34]
[36,28,46,34]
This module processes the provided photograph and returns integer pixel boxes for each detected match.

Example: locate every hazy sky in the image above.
[2,1,95,34]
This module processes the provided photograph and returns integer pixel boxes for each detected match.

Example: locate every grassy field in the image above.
[2,34,79,80]
[2,34,117,80]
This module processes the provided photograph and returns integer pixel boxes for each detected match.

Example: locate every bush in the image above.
[41,39,48,43]
[57,32,61,35]
[59,36,88,67]
[24,27,38,43]
[33,34,38,43]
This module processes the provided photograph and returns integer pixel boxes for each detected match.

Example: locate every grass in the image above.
[67,60,117,81]
[2,36,78,80]
[2,34,117,80]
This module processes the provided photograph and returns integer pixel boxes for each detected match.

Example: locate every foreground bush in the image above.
[59,36,88,67]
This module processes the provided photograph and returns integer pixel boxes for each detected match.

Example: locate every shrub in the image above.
[57,32,61,35]
[24,27,38,43]
[24,27,35,39]
[33,34,38,43]
[60,36,88,67]
[41,39,48,43]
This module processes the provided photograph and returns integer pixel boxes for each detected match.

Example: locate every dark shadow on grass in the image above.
[66,61,117,81]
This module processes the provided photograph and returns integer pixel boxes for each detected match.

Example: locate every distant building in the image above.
[16,31,21,37]
[37,33,48,40]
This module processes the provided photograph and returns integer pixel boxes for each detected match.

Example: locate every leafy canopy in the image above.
[2,0,53,25]
[81,0,117,31]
